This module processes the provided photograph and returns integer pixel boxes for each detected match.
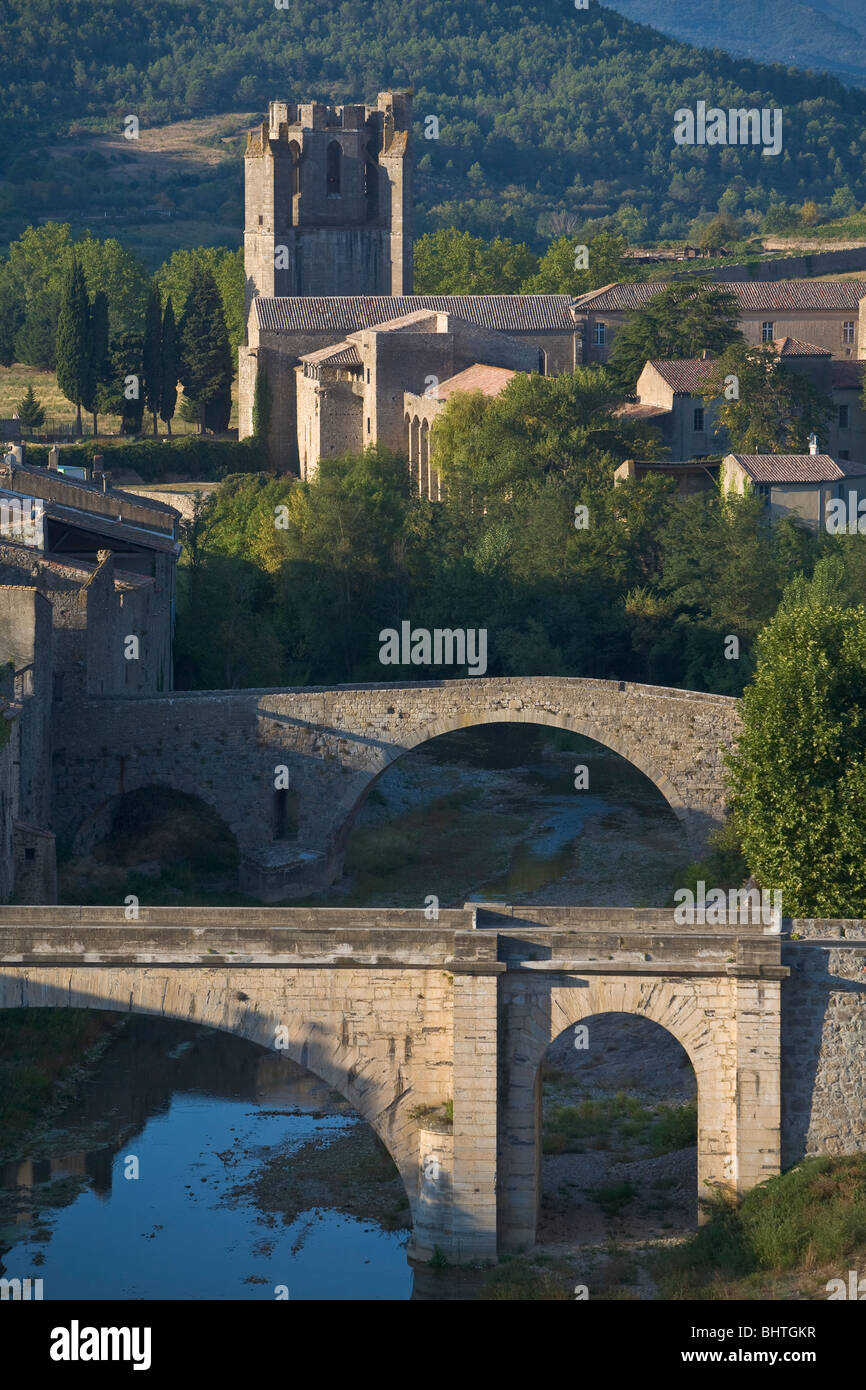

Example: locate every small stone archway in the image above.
[496,970,782,1253]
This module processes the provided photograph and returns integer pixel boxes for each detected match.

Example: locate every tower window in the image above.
[327,141,342,196]
[839,404,850,428]
[258,215,263,225]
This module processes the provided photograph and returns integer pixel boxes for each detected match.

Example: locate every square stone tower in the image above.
[243,90,413,324]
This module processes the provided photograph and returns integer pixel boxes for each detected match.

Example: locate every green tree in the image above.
[160,296,179,437]
[142,282,163,436]
[16,383,44,429]
[88,290,110,437]
[725,559,866,916]
[413,229,538,294]
[156,247,244,355]
[0,272,24,367]
[178,265,233,433]
[55,258,91,437]
[13,287,60,370]
[521,231,633,296]
[99,332,145,435]
[607,280,743,391]
[705,343,834,454]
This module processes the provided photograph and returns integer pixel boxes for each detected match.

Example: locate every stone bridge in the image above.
[55,677,741,898]
[0,902,805,1264]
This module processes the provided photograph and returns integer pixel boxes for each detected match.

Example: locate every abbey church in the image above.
[237,92,580,493]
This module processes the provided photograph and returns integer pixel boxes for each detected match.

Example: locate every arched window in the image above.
[289,140,301,197]
[326,140,342,196]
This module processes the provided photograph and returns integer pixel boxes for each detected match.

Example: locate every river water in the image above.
[0,1018,413,1300]
[1,726,692,1299]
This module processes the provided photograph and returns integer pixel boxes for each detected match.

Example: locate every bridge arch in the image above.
[0,968,427,1236]
[497,975,737,1253]
[330,710,694,866]
[70,784,240,866]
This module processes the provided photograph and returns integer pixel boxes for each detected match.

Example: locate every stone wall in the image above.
[781,920,866,1167]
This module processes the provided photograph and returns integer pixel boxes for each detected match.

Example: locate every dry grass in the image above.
[0,363,237,436]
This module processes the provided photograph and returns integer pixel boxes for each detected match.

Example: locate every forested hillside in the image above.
[2,0,866,249]
[605,0,866,89]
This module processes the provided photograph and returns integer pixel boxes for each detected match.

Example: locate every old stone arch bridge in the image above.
[0,903,788,1264]
[55,677,741,898]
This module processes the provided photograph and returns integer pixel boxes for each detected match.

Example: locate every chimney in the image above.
[92,453,104,475]
[48,445,60,471]
[808,433,819,456]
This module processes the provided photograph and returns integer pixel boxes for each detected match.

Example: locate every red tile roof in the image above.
[726,453,866,482]
[574,281,866,312]
[435,364,517,400]
[775,336,832,357]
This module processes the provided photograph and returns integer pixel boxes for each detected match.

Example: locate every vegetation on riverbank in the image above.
[0,1008,122,1160]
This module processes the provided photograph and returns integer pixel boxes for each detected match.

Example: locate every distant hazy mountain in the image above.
[603,0,866,86]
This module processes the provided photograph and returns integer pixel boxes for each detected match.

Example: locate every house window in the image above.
[839,404,850,429]
[24,846,35,862]
[843,321,856,345]
[761,321,774,342]
[839,450,850,460]
[756,483,770,500]
[594,322,606,347]
[693,407,705,432]
[257,215,263,226]
[326,140,342,196]
[52,672,63,702]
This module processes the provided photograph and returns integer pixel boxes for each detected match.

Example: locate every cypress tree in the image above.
[55,258,91,437]
[142,281,163,437]
[159,296,179,437]
[85,289,109,437]
[178,265,233,434]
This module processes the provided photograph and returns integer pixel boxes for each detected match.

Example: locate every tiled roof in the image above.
[726,453,866,482]
[613,402,671,420]
[832,361,865,389]
[435,364,517,400]
[574,281,866,312]
[299,340,361,366]
[775,336,832,357]
[646,358,717,393]
[256,294,576,334]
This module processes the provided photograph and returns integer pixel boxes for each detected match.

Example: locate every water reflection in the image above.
[0,1017,413,1300]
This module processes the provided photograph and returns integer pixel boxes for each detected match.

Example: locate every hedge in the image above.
[20,436,267,482]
